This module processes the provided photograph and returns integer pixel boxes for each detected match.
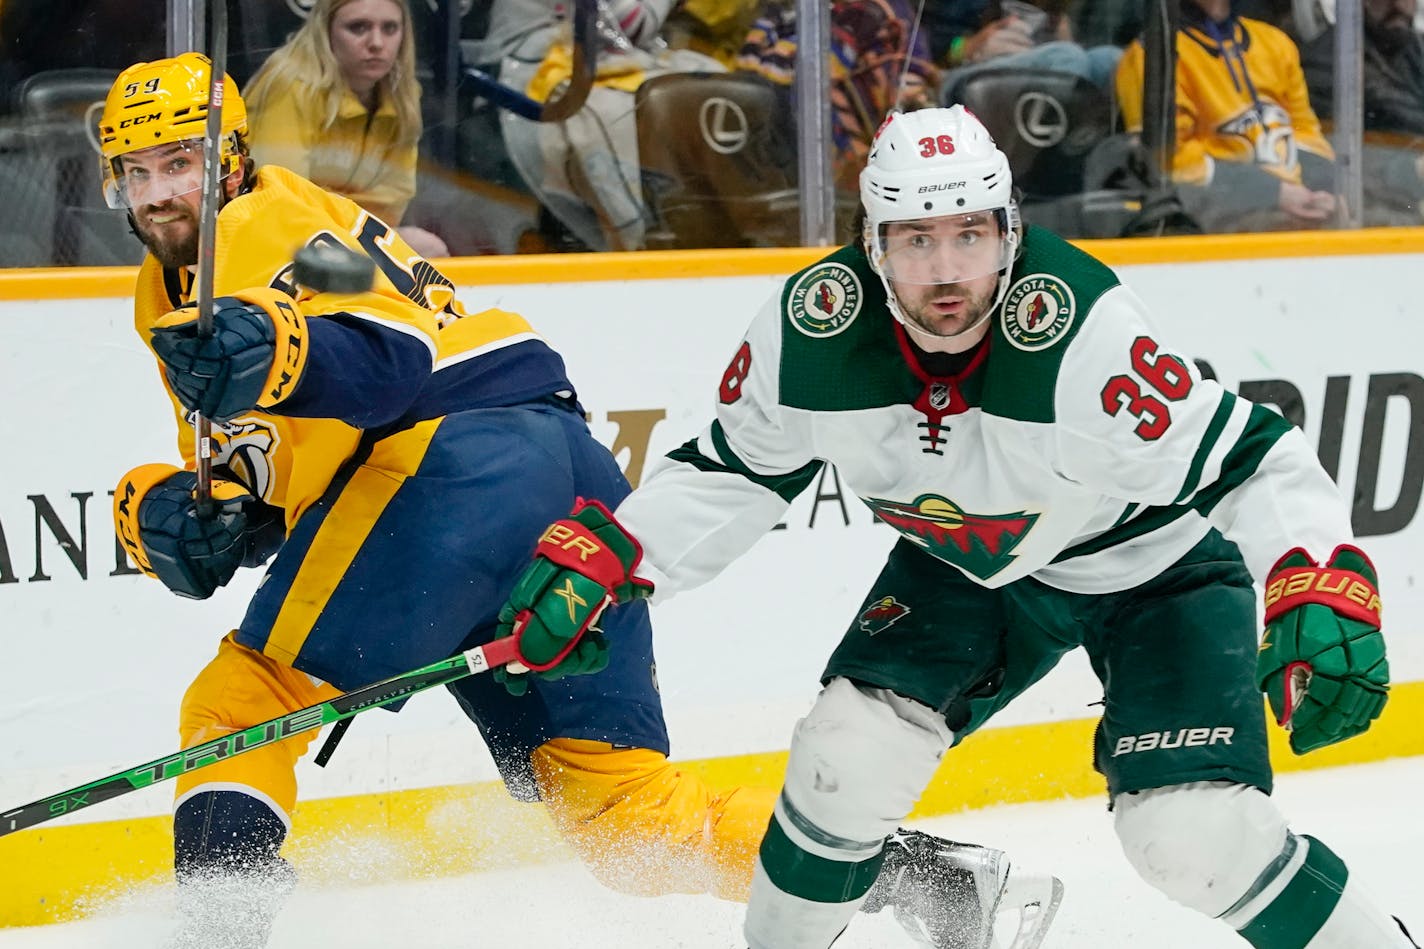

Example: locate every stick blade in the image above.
[292,243,377,294]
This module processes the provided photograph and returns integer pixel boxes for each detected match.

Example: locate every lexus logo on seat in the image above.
[1014,92,1068,148]
[699,98,751,154]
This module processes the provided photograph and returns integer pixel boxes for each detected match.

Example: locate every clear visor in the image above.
[103,139,236,210]
[874,210,1013,286]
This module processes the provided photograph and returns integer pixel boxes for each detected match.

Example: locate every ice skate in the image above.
[167,862,296,949]
[863,829,1063,949]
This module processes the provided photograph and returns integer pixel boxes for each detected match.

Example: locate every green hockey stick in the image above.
[0,636,523,838]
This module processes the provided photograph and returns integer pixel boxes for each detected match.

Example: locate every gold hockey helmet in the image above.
[98,53,247,209]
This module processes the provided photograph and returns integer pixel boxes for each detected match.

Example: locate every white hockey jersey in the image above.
[618,227,1353,597]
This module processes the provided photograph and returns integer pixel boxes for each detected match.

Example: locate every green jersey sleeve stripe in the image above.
[1173,390,1236,505]
[1053,401,1292,563]
[664,421,823,504]
[1110,502,1140,531]
[1051,504,1192,563]
[1189,400,1293,516]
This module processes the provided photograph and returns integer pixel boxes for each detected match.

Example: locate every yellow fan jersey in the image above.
[1116,11,1334,187]
[131,164,573,526]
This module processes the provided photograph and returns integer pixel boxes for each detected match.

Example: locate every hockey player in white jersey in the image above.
[494,106,1416,948]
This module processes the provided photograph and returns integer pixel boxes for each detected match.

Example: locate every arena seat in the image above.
[945,67,1141,237]
[10,68,142,266]
[634,72,802,249]
[0,144,58,266]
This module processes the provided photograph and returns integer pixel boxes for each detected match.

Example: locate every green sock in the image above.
[758,812,886,905]
[1238,835,1348,949]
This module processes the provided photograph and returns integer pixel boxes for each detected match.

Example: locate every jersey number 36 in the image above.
[1099,336,1192,440]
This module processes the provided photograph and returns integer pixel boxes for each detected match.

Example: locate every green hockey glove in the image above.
[1257,545,1390,755]
[494,498,654,697]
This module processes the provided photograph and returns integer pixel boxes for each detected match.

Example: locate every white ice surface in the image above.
[2,757,1419,949]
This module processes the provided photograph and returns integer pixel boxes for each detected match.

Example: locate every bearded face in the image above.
[1365,0,1418,54]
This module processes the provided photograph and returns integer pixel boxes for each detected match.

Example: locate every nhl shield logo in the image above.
[1003,273,1075,351]
[858,596,911,635]
[789,263,863,338]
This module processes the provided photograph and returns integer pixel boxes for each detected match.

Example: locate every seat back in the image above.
[634,72,800,249]
[13,68,116,125]
[8,68,142,265]
[0,142,59,266]
[945,67,1113,200]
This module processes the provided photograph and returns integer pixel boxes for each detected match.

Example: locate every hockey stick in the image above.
[0,637,523,838]
[463,0,597,122]
[191,0,230,518]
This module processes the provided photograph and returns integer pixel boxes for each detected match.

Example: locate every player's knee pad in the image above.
[1113,781,1288,918]
[174,788,291,881]
[780,677,951,853]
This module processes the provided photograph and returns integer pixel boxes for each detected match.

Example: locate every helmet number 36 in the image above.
[918,135,956,158]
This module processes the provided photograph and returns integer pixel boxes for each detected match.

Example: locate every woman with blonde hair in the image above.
[245,0,448,256]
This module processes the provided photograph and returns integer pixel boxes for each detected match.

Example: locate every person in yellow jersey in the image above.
[1115,0,1338,233]
[101,53,1047,949]
[243,0,449,258]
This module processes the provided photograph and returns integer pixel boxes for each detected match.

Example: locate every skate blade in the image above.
[992,872,1064,949]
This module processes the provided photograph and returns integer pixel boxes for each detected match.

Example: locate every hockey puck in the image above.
[292,243,377,294]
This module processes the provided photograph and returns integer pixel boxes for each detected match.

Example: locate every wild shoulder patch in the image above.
[1003,273,1076,351]
[788,263,862,338]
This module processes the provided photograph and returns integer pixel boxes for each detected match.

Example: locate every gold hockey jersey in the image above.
[1116,12,1334,187]
[131,164,572,526]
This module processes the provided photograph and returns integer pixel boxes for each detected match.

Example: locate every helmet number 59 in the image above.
[124,78,161,98]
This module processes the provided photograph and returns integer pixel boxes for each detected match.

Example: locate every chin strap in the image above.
[901,309,993,353]
[867,210,1022,347]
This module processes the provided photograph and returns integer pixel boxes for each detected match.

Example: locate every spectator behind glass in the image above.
[243,0,449,257]
[736,0,939,195]
[927,0,1123,99]
[479,0,724,251]
[1116,0,1338,232]
[1300,0,1424,223]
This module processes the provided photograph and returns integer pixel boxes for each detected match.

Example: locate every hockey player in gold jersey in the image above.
[102,53,1045,948]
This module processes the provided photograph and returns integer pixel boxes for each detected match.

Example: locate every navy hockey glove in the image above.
[150,288,309,423]
[493,499,654,696]
[1256,546,1390,755]
[114,463,276,600]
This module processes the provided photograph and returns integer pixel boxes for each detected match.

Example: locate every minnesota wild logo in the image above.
[1003,273,1075,351]
[788,263,862,338]
[865,494,1039,580]
[858,596,911,635]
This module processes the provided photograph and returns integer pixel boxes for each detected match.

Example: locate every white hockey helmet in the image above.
[860,106,1022,331]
